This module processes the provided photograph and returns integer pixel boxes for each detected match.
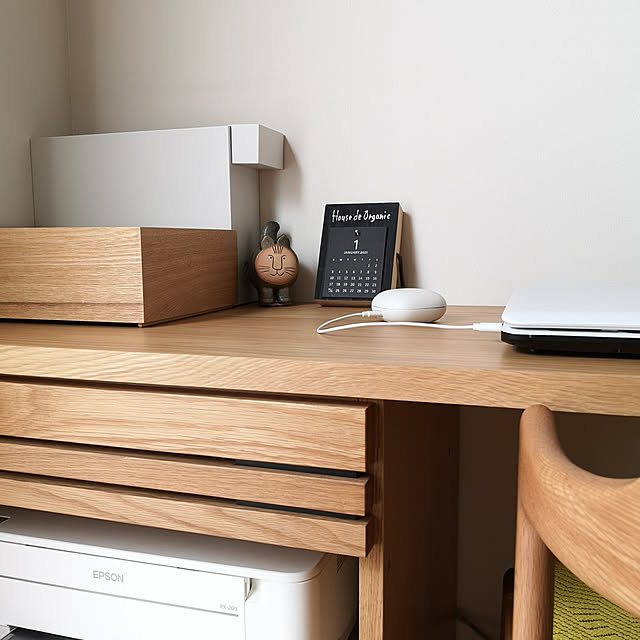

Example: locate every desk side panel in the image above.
[359,401,459,640]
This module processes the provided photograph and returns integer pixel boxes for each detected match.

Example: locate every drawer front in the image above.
[0,438,369,517]
[0,380,372,556]
[0,472,369,557]
[0,380,368,471]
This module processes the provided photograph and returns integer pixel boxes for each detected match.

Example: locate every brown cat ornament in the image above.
[249,221,299,306]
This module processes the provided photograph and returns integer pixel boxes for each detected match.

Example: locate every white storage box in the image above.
[30,125,284,303]
[0,507,357,640]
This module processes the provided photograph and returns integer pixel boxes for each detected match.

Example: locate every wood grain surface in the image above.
[0,227,143,305]
[139,227,237,325]
[1,304,638,415]
[0,380,369,471]
[0,303,638,640]
[0,438,369,516]
[0,472,369,557]
[359,401,459,640]
[513,497,554,639]
[0,227,236,324]
[514,404,640,638]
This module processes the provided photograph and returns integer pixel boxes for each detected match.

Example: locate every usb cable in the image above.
[317,312,503,334]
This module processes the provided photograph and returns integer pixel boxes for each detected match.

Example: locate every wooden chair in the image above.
[512,404,640,639]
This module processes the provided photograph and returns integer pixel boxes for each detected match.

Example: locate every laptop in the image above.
[501,284,640,355]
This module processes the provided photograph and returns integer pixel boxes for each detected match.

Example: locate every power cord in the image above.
[317,311,503,334]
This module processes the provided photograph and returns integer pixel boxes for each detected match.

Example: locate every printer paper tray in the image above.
[0,542,247,640]
[0,578,244,640]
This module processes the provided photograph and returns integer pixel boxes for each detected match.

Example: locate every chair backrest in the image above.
[512,404,640,639]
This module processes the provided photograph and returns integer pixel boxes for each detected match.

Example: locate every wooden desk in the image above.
[1,304,639,639]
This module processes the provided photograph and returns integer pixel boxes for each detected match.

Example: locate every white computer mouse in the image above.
[371,288,447,322]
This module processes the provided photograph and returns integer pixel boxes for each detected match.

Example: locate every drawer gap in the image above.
[234,459,361,478]
[235,500,361,520]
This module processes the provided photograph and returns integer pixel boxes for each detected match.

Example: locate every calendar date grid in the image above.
[324,256,381,298]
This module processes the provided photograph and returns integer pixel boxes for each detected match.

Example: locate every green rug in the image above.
[554,562,640,639]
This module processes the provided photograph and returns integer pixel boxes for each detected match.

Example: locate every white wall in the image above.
[0,0,71,226]
[66,0,640,304]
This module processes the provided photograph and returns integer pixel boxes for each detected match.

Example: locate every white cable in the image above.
[316,312,370,333]
[317,312,502,334]
[472,322,503,332]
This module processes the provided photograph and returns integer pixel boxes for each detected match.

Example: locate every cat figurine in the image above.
[249,221,299,306]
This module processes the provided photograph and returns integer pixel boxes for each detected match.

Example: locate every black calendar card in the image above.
[314,202,403,305]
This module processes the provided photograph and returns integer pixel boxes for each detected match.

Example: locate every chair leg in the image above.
[512,498,554,640]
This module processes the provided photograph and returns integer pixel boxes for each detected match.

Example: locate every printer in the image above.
[0,507,357,640]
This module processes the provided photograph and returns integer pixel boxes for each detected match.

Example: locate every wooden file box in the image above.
[0,227,237,325]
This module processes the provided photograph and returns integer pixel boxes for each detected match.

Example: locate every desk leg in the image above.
[359,401,459,639]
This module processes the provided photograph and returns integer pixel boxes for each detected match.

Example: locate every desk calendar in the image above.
[314,203,403,305]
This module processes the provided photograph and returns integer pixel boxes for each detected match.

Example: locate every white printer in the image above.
[0,507,357,640]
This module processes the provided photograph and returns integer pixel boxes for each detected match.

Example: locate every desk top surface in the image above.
[1,304,639,416]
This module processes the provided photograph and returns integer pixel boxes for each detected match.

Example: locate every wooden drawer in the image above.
[0,380,372,556]
[0,380,369,471]
[0,472,369,557]
[0,437,369,516]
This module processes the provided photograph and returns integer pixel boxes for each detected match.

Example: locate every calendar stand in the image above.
[314,203,403,306]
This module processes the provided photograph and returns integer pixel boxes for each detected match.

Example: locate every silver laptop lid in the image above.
[502,284,640,331]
